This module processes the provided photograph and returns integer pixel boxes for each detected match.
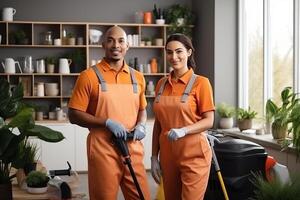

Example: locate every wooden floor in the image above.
[77,171,158,200]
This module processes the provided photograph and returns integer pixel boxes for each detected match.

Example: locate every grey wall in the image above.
[214,0,237,107]
[192,0,237,126]
[0,0,191,22]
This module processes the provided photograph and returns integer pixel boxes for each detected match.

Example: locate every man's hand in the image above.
[133,123,146,141]
[105,119,127,140]
[168,128,187,141]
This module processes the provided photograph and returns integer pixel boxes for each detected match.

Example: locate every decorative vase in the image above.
[219,117,234,129]
[264,122,272,134]
[0,182,12,200]
[238,119,252,131]
[143,12,152,24]
[16,169,27,189]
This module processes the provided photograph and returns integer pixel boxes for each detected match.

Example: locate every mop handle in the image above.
[113,132,145,200]
[207,134,230,200]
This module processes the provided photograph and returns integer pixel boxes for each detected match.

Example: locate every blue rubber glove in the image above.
[105,119,127,140]
[168,127,188,141]
[133,123,146,141]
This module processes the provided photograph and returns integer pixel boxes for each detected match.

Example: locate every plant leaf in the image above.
[27,125,65,143]
[8,107,35,130]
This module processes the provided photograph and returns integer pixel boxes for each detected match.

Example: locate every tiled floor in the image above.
[77,171,158,200]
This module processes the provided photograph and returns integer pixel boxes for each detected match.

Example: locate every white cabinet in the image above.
[74,125,89,171]
[142,120,154,169]
[40,124,76,170]
[38,121,154,171]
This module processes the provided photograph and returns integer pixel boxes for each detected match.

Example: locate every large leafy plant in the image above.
[0,78,64,184]
[266,87,300,157]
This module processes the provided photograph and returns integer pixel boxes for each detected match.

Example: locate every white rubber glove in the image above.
[133,123,146,141]
[168,127,188,141]
[151,156,161,184]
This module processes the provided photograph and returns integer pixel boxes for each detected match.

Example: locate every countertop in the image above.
[216,128,296,154]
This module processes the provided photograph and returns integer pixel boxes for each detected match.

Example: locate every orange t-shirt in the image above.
[68,59,147,115]
[155,68,215,121]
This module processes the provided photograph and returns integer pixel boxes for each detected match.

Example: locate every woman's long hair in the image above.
[165,34,196,69]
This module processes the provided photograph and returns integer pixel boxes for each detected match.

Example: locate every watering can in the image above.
[1,58,22,74]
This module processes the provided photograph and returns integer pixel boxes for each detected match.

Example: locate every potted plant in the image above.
[10,30,29,45]
[251,173,300,200]
[67,32,76,45]
[216,103,235,129]
[0,78,64,199]
[45,56,56,73]
[265,87,300,140]
[165,4,195,38]
[26,171,49,194]
[237,107,257,131]
[143,37,152,46]
[66,49,86,73]
[153,4,166,24]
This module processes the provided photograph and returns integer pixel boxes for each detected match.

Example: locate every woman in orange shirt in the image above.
[151,34,215,200]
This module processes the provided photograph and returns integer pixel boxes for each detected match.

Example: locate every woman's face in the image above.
[166,41,192,71]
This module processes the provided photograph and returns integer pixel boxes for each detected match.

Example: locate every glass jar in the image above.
[44,31,53,45]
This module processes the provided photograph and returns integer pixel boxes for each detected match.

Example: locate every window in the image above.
[239,0,297,119]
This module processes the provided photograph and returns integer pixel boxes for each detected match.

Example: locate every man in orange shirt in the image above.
[68,26,150,200]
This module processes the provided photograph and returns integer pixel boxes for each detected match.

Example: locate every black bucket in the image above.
[205,139,267,200]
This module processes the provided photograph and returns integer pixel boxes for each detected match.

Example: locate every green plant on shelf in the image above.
[165,4,195,38]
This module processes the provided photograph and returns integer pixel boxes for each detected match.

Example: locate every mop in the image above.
[206,134,229,200]
[112,133,145,200]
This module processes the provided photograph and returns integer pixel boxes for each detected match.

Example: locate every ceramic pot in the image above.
[219,117,234,129]
[27,186,48,194]
[272,122,287,140]
[238,119,252,131]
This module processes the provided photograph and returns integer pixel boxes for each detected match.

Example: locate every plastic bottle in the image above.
[150,58,158,73]
[147,81,155,96]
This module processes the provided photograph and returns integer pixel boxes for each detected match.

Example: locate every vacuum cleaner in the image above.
[112,132,145,200]
[48,161,75,200]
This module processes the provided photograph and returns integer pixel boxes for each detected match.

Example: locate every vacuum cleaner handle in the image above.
[112,131,134,157]
[49,161,72,178]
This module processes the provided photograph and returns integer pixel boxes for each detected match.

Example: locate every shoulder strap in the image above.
[181,74,197,103]
[92,65,107,92]
[155,77,168,103]
[129,67,138,94]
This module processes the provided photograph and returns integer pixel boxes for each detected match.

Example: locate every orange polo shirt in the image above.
[68,59,147,115]
[155,68,215,120]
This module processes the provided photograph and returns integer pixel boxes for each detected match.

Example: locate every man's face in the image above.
[103,28,129,62]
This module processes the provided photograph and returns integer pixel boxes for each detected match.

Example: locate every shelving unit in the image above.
[0,20,170,120]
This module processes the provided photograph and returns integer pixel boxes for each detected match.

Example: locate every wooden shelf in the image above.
[0,20,169,118]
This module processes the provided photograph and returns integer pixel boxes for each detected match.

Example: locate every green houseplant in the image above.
[26,171,49,194]
[251,173,300,200]
[266,87,300,158]
[26,171,49,188]
[237,107,258,131]
[0,78,64,199]
[216,103,235,129]
[165,4,195,38]
[265,87,300,140]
